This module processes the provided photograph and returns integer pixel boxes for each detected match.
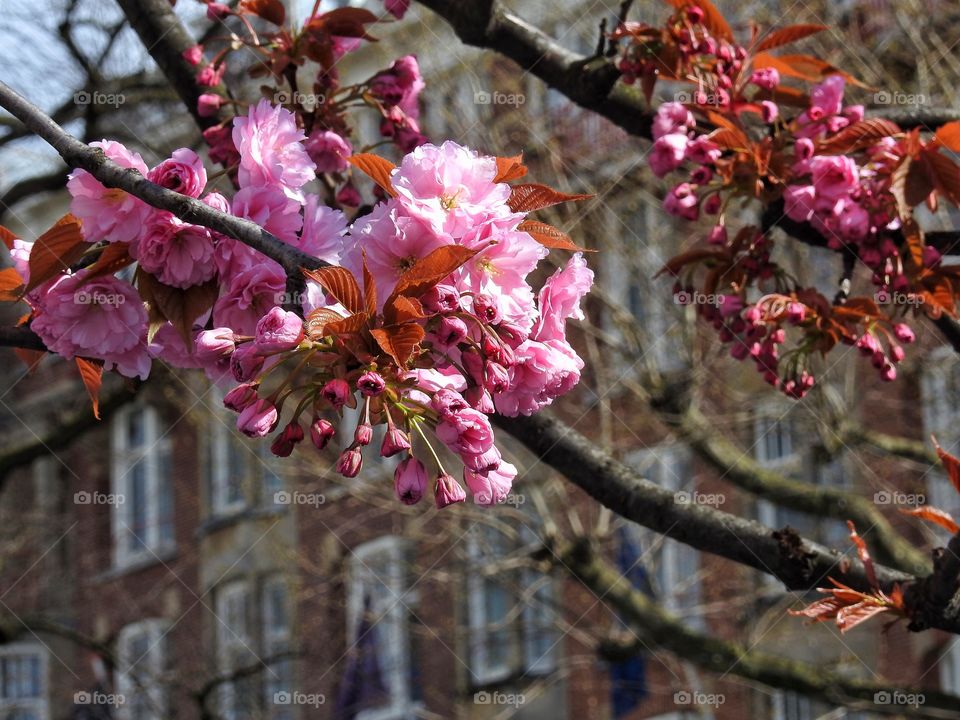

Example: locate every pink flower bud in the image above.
[321,378,351,409]
[206,2,231,20]
[421,284,460,314]
[231,344,264,382]
[431,389,469,418]
[310,418,335,450]
[182,45,203,65]
[195,328,235,361]
[436,316,468,347]
[472,294,502,325]
[435,473,466,509]
[255,306,305,354]
[147,148,207,198]
[381,427,412,458]
[336,183,362,207]
[357,371,386,397]
[237,399,278,438]
[785,302,806,324]
[464,386,495,413]
[197,93,223,118]
[394,458,427,505]
[197,64,225,88]
[271,422,304,457]
[795,138,815,161]
[893,323,915,344]
[354,422,373,446]
[760,100,779,123]
[462,446,502,474]
[881,363,897,382]
[749,67,780,90]
[707,225,727,245]
[484,362,510,394]
[223,382,259,413]
[703,194,722,215]
[336,447,363,478]
[890,344,906,363]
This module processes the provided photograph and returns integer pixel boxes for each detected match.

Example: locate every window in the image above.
[262,577,293,720]
[116,620,168,720]
[216,580,257,720]
[770,690,815,720]
[344,537,419,720]
[626,446,703,629]
[923,350,960,529]
[941,638,960,694]
[467,517,559,685]
[111,405,174,568]
[0,644,47,720]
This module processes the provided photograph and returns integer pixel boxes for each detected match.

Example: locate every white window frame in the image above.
[770,689,814,720]
[626,446,704,630]
[0,642,48,720]
[940,638,960,694]
[116,619,168,720]
[467,528,516,685]
[262,576,293,719]
[208,415,248,517]
[216,579,255,720]
[754,403,801,531]
[111,405,174,569]
[346,536,417,720]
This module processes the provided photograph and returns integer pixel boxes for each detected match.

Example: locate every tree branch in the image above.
[560,539,960,718]
[0,81,325,276]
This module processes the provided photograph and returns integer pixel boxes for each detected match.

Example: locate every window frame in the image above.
[0,642,48,720]
[111,405,174,569]
[115,619,169,720]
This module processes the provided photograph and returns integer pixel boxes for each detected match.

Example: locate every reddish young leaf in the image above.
[383,295,425,327]
[755,24,828,52]
[935,121,960,152]
[753,53,863,86]
[13,347,45,372]
[240,0,285,25]
[308,6,378,39]
[138,271,218,345]
[517,220,590,252]
[302,266,364,315]
[816,119,901,155]
[25,214,87,292]
[494,154,527,183]
[389,245,479,302]
[326,312,369,336]
[932,436,960,495]
[362,254,377,318]
[0,225,17,250]
[75,356,103,419]
[0,267,25,302]
[371,323,425,366]
[924,149,960,206]
[75,243,134,285]
[507,184,592,213]
[348,154,397,197]
[305,307,345,340]
[899,506,960,535]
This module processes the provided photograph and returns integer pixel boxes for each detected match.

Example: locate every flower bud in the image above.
[310,418,335,450]
[357,371,386,397]
[354,422,373,446]
[321,378,351,409]
[380,427,411,458]
[206,2,231,20]
[336,447,363,478]
[436,316,468,347]
[195,327,236,361]
[237,399,278,438]
[893,323,915,344]
[197,93,223,118]
[394,458,427,505]
[223,382,259,413]
[255,306,305,354]
[435,473,466,509]
[270,422,304,457]
[464,386,495,413]
[421,284,460,314]
[231,344,264,382]
[472,294,502,325]
[484,362,510,394]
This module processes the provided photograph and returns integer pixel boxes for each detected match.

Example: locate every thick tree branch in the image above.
[560,539,960,718]
[0,81,324,275]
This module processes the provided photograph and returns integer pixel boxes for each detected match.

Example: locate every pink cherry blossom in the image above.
[649,133,688,177]
[67,140,151,243]
[231,185,304,244]
[810,156,859,202]
[297,194,347,263]
[392,141,510,236]
[395,458,427,504]
[213,263,286,335]
[147,148,207,198]
[133,214,217,289]
[652,102,695,139]
[464,461,517,506]
[254,307,305,353]
[232,99,316,199]
[494,339,583,416]
[532,253,593,343]
[809,75,845,118]
[305,130,352,173]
